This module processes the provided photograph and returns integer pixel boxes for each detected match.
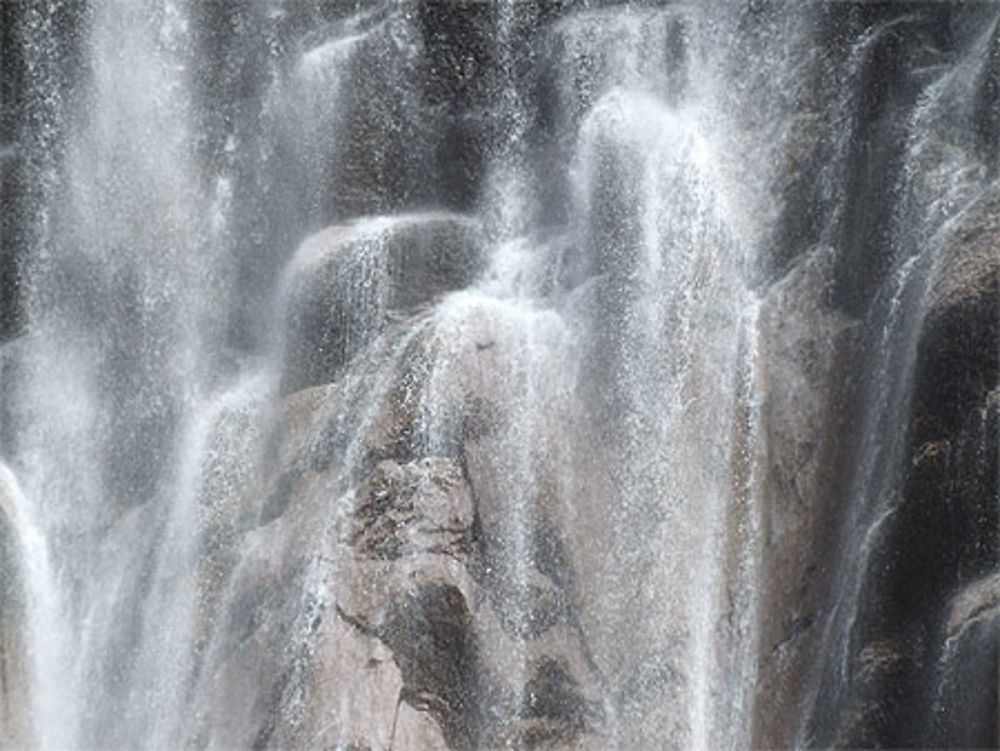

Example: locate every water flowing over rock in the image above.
[0,469,28,749]
[0,1,997,749]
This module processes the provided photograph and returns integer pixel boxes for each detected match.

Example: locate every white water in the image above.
[5,2,770,747]
[2,1,995,749]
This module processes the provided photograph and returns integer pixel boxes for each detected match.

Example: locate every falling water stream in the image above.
[1,1,997,749]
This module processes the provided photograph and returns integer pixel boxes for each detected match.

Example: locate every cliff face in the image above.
[0,1,997,749]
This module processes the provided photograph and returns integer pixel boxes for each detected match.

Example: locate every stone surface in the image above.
[751,245,856,748]
[280,214,486,393]
[276,1,501,222]
[929,187,1000,314]
[866,184,998,748]
[191,299,604,749]
[798,158,1000,748]
[928,572,1000,747]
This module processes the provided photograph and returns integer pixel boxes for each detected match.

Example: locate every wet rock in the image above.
[190,542,299,749]
[215,294,606,749]
[345,583,484,749]
[931,571,1000,747]
[935,615,999,747]
[295,613,415,751]
[0,480,21,616]
[279,2,500,221]
[285,7,429,221]
[752,245,856,748]
[348,458,475,562]
[0,469,28,749]
[929,187,1000,314]
[416,301,606,748]
[191,419,474,748]
[512,657,603,748]
[334,455,490,749]
[825,3,959,316]
[393,700,451,750]
[412,0,494,210]
[815,179,999,749]
[0,147,24,344]
[280,213,485,393]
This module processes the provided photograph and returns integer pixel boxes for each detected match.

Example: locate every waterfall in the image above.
[1,1,996,749]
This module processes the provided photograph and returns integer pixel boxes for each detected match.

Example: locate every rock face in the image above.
[781,174,999,750]
[870,186,999,749]
[750,6,1000,748]
[193,301,604,749]
[1,1,998,750]
[751,246,857,748]
[932,571,1000,747]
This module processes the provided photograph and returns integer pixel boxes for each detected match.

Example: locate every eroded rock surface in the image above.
[195,291,604,749]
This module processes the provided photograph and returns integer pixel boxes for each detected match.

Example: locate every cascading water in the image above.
[0,1,996,750]
[5,0,261,746]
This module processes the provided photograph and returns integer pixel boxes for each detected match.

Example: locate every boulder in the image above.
[280,213,485,393]
[345,458,475,563]
[335,453,602,750]
[192,447,476,749]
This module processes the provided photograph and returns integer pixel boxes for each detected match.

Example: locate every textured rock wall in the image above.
[188,301,605,749]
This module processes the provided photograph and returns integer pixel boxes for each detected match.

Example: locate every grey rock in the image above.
[928,187,1000,315]
[280,213,485,393]
[931,573,1000,747]
[751,245,856,748]
[801,170,1000,748]
[347,458,475,562]
[285,6,428,221]
[206,294,605,749]
[281,2,495,221]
